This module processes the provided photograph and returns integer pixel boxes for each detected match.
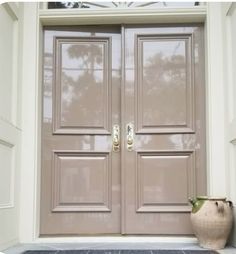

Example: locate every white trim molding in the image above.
[205,3,227,196]
[39,7,206,25]
[19,2,41,243]
[2,2,19,21]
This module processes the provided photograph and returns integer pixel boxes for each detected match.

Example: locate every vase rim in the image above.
[197,196,227,200]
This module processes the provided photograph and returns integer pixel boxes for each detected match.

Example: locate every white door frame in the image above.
[19,2,229,243]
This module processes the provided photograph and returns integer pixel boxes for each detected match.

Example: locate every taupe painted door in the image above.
[41,25,206,235]
[41,27,121,235]
[122,25,206,234]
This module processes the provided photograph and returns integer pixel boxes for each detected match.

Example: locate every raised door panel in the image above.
[136,34,194,133]
[53,37,111,134]
[52,151,111,212]
[0,141,14,208]
[0,5,15,123]
[136,151,195,212]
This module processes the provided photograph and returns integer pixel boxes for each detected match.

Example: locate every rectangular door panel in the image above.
[136,151,195,212]
[123,25,206,235]
[52,151,111,212]
[53,37,112,134]
[136,34,194,133]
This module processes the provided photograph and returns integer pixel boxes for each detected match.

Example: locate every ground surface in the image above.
[3,243,236,254]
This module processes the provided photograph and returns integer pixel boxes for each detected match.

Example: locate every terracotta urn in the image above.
[189,196,233,250]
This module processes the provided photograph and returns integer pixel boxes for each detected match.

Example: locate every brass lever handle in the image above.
[112,125,120,152]
[126,123,134,151]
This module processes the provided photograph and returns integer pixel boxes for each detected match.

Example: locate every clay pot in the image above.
[189,196,233,250]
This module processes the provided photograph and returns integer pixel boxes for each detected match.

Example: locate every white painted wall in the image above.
[0,3,23,250]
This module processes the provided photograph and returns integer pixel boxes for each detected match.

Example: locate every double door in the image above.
[41,25,206,235]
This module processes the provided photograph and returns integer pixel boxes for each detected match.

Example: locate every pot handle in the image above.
[227,200,233,208]
[188,197,195,206]
[215,201,224,213]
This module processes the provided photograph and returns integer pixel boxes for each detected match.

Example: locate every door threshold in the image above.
[34,236,198,244]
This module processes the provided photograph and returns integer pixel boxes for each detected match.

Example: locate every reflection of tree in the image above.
[48,2,90,9]
[44,53,53,97]
[67,43,103,70]
[43,52,53,124]
[61,43,104,127]
[142,51,187,126]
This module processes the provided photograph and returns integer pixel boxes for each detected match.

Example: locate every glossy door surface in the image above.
[122,25,206,234]
[41,25,206,235]
[41,27,121,235]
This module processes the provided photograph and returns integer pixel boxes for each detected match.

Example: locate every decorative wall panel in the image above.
[136,34,194,134]
[52,151,111,212]
[53,37,111,134]
[136,151,195,212]
[0,140,14,208]
[0,6,17,124]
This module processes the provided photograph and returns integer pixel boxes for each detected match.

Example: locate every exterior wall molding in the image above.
[205,3,227,197]
[19,2,41,243]
[39,7,206,25]
[2,2,19,21]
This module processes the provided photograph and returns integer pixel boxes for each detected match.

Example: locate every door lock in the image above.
[126,123,134,151]
[112,125,120,152]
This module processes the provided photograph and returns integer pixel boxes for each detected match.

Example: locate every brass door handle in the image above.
[126,123,134,151]
[112,125,120,152]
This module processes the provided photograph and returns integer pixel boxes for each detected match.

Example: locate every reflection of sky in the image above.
[62,43,104,69]
[143,40,185,64]
[83,136,111,150]
[44,96,52,119]
[142,40,186,84]
[44,30,121,69]
[140,38,187,126]
[62,70,103,83]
